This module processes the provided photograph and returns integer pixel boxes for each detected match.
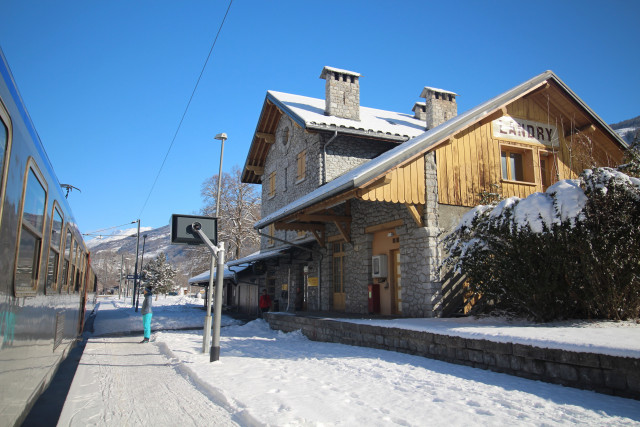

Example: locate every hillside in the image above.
[88,225,210,292]
[611,114,640,145]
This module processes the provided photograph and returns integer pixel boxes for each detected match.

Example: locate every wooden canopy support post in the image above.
[334,220,350,243]
[312,230,325,247]
[245,165,264,175]
[405,204,424,227]
[256,132,275,143]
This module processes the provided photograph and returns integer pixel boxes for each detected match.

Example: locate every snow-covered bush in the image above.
[443,168,640,322]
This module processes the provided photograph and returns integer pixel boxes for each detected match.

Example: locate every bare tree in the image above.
[200,165,261,260]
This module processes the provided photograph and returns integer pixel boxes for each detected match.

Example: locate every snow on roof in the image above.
[225,246,293,267]
[188,264,250,284]
[255,71,629,230]
[420,86,458,97]
[267,91,426,139]
[319,66,361,77]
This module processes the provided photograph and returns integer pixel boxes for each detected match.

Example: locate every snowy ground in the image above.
[65,295,640,426]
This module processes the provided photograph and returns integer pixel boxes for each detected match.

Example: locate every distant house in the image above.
[228,66,628,318]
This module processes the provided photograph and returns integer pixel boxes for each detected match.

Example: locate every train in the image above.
[0,47,97,426]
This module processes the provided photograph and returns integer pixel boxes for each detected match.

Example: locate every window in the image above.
[539,152,558,191]
[500,145,534,183]
[62,230,72,292]
[268,171,276,198]
[15,163,48,296]
[46,205,64,292]
[0,103,12,227]
[296,150,306,182]
[71,243,79,293]
[282,127,289,146]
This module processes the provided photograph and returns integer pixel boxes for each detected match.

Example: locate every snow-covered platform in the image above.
[31,297,640,426]
[57,335,241,426]
[265,312,640,400]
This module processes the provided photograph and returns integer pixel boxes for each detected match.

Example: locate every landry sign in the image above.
[492,116,558,145]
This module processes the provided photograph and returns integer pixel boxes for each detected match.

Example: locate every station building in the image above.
[226,66,627,317]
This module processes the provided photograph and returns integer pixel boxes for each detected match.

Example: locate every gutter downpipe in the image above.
[322,130,339,185]
[256,230,324,311]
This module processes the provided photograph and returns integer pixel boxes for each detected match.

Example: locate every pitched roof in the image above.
[254,70,628,230]
[241,91,426,184]
[268,90,426,139]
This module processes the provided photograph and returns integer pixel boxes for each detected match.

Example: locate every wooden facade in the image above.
[436,90,625,207]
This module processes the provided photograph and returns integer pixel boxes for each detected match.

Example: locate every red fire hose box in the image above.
[368,283,380,314]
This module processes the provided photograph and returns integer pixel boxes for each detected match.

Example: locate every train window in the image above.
[71,243,79,293]
[0,101,12,227]
[15,163,48,296]
[46,205,64,293]
[62,230,72,291]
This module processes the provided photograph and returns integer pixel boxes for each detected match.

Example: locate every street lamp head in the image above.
[214,133,227,141]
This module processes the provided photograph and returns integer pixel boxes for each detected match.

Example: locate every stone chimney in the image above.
[419,87,458,130]
[319,66,360,120]
[412,102,427,121]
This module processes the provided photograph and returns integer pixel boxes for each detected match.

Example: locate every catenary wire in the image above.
[83,220,137,236]
[136,0,234,220]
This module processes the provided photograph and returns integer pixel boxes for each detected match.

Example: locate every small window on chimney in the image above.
[350,76,355,83]
[334,72,339,81]
[448,95,453,101]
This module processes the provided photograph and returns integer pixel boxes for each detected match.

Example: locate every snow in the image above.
[62,296,640,426]
[85,227,154,248]
[268,90,426,138]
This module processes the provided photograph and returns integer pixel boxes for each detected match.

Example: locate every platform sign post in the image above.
[170,214,222,362]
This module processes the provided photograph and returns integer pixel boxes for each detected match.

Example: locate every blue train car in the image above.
[0,48,97,426]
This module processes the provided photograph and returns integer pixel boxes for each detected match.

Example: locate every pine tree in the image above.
[142,252,178,298]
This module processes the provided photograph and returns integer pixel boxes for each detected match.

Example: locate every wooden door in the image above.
[332,242,346,311]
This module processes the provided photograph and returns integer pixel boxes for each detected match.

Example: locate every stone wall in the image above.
[260,116,322,250]
[324,135,391,182]
[264,313,640,400]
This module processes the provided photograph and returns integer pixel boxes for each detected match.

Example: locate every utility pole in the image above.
[132,219,141,309]
[118,254,124,299]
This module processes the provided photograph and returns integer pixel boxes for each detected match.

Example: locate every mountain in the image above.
[611,115,640,145]
[89,225,210,292]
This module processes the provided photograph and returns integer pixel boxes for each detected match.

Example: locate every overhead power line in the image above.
[137,0,234,220]
[84,220,137,236]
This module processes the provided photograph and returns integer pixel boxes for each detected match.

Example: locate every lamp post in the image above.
[204,132,227,361]
[214,133,227,218]
[132,219,141,309]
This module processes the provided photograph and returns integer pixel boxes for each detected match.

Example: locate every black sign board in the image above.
[170,214,217,245]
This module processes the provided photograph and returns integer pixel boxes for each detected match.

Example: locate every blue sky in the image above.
[2,0,639,238]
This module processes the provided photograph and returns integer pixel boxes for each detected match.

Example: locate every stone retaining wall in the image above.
[264,313,640,400]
